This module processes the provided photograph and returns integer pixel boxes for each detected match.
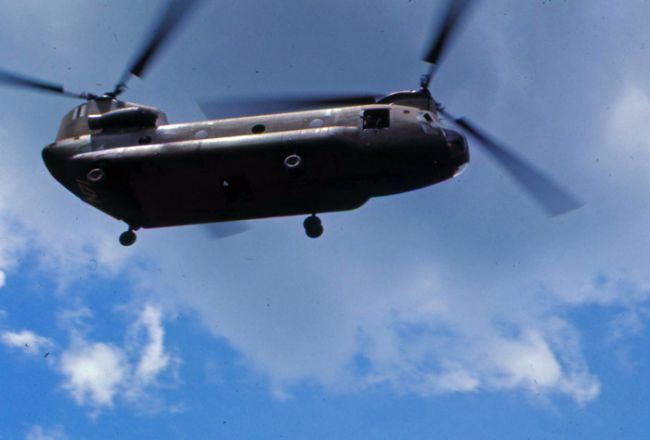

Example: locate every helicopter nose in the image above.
[42,143,70,185]
[444,128,469,169]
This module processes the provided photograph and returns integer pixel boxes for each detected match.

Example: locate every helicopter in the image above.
[0,0,580,246]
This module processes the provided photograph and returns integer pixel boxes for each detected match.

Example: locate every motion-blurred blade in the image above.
[422,0,476,87]
[198,94,377,119]
[441,109,582,216]
[0,69,84,99]
[203,221,251,239]
[115,0,202,94]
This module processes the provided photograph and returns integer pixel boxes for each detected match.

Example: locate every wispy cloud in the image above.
[25,425,67,440]
[1,329,53,355]
[57,303,178,413]
[131,305,171,386]
[2,304,176,414]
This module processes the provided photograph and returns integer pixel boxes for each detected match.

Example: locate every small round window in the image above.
[252,124,266,134]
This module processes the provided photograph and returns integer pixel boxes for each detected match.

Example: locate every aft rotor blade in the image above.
[198,94,378,119]
[441,109,582,216]
[422,0,476,86]
[0,68,84,99]
[203,222,251,239]
[115,0,202,94]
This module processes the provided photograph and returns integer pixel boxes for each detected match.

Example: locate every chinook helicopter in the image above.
[0,0,580,246]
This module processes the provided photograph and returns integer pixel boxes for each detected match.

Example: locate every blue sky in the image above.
[1,0,650,438]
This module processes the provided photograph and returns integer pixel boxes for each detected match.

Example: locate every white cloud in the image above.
[609,83,650,151]
[132,304,170,385]
[486,332,563,389]
[352,271,600,403]
[0,122,132,290]
[57,304,176,412]
[131,239,607,404]
[431,368,479,393]
[1,330,53,355]
[25,425,67,440]
[60,341,127,408]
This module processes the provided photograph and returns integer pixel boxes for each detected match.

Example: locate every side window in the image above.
[362,109,390,129]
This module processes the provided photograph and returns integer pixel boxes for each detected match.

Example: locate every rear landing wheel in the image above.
[303,214,323,239]
[119,229,137,247]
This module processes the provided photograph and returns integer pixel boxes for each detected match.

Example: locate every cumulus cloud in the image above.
[58,304,175,412]
[353,271,600,404]
[60,341,127,408]
[361,328,593,401]
[131,234,609,404]
[1,330,53,355]
[1,305,177,413]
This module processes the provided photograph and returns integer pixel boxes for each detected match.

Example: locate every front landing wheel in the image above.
[119,230,137,247]
[303,215,323,239]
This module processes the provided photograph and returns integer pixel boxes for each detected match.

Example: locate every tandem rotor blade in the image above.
[440,109,582,216]
[114,0,203,95]
[422,0,476,88]
[0,68,85,99]
[198,94,378,119]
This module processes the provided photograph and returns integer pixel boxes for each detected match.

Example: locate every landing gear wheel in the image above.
[119,230,137,247]
[303,214,323,239]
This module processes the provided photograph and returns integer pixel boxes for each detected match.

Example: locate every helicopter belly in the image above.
[130,160,369,228]
[131,148,369,227]
[68,127,371,228]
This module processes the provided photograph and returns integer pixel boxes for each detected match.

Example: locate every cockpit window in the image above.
[363,109,390,129]
[72,104,87,120]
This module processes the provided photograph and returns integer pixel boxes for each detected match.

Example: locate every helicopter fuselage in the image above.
[0,0,579,245]
[42,101,469,232]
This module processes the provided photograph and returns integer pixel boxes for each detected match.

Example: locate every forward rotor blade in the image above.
[198,94,377,119]
[115,0,202,94]
[441,109,582,216]
[0,69,84,99]
[422,0,476,86]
